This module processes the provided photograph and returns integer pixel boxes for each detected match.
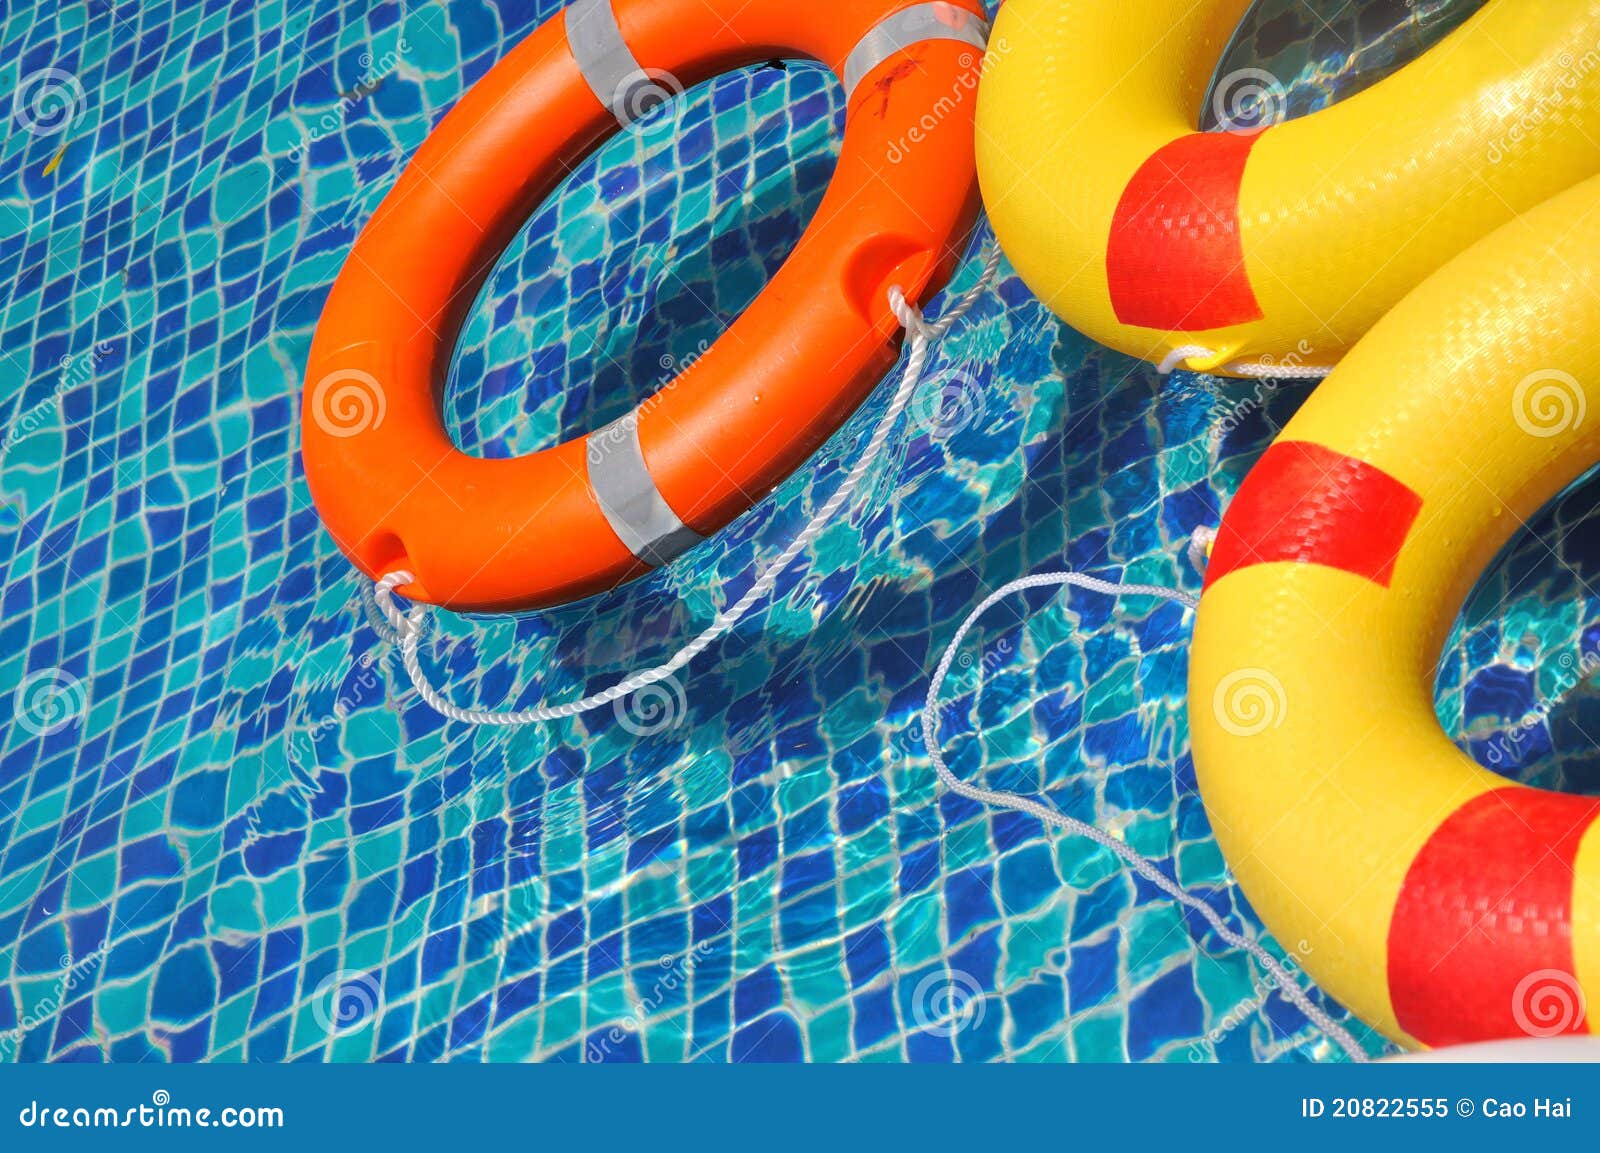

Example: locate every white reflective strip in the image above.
[587,415,703,567]
[841,3,990,98]
[566,0,657,125]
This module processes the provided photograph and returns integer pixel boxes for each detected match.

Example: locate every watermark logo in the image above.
[1211,68,1287,135]
[13,68,85,136]
[312,970,382,1035]
[310,369,386,438]
[14,668,87,736]
[17,1089,283,1129]
[613,675,687,736]
[911,368,987,439]
[617,69,686,137]
[910,969,986,1038]
[1512,968,1585,1038]
[1212,668,1286,737]
[1512,369,1585,439]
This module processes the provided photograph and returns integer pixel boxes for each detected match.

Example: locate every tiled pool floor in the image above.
[3,0,1585,1063]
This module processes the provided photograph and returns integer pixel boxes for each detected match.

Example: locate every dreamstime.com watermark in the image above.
[1486,41,1600,163]
[585,340,712,466]
[2,343,114,465]
[1205,340,1320,425]
[1188,939,1315,1060]
[614,68,687,139]
[612,674,688,736]
[17,1091,283,1131]
[257,586,567,869]
[308,368,387,438]
[285,42,410,164]
[1479,643,1600,768]
[885,34,1010,164]
[0,944,108,1060]
[893,636,1017,761]
[1175,341,1319,469]
[256,602,483,851]
[282,640,408,766]
[586,942,716,1061]
[910,365,988,440]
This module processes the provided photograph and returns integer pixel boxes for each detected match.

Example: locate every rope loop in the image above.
[372,570,422,640]
[888,285,934,344]
[917,539,1370,1063]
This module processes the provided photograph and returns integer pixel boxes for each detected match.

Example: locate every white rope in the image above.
[918,555,1370,1063]
[1187,524,1218,577]
[1158,344,1334,380]
[368,242,1365,1060]
[371,241,1006,726]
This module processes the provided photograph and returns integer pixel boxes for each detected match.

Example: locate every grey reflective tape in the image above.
[566,0,656,125]
[587,415,703,567]
[841,3,991,99]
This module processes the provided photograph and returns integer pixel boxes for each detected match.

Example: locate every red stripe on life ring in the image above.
[1106,131,1264,331]
[1388,788,1600,1047]
[1204,441,1424,589]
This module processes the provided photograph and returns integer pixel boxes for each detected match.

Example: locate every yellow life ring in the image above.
[975,0,1600,375]
[1189,174,1600,1049]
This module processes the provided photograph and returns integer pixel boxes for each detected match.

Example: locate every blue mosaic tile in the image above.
[0,0,1554,1064]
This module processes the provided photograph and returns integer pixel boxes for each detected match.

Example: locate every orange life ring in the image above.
[302,0,987,612]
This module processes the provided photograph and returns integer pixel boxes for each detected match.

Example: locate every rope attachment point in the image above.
[368,241,1004,727]
[1158,344,1334,380]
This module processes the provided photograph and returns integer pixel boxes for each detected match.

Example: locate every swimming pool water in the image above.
[3,0,1584,1064]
